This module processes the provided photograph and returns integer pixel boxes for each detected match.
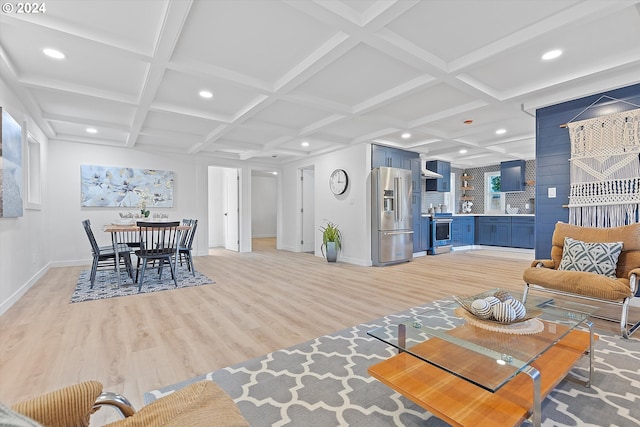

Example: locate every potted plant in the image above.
[320,221,342,262]
[140,202,150,218]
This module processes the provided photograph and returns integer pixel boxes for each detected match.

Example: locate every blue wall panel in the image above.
[535,83,640,258]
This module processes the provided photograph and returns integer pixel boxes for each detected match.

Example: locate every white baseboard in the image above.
[0,263,50,316]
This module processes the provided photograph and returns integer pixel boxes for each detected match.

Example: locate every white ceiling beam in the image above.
[126,0,194,147]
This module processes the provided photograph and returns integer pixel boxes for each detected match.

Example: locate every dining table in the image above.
[102,222,192,287]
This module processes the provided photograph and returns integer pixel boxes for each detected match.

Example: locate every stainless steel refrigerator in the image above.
[371,167,414,266]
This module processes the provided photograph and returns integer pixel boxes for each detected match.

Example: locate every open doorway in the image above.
[251,170,278,251]
[208,166,240,252]
[301,166,315,253]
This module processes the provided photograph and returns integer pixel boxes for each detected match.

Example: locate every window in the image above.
[484,171,504,214]
[444,171,455,213]
[25,134,41,209]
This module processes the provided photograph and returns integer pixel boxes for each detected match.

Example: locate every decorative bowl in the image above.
[506,207,519,214]
[454,292,540,325]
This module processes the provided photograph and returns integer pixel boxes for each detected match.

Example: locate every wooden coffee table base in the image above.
[368,329,593,427]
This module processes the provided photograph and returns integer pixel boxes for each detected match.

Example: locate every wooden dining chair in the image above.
[82,220,133,288]
[178,219,198,276]
[134,221,180,291]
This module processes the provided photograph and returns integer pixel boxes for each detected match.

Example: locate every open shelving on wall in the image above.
[460,174,474,201]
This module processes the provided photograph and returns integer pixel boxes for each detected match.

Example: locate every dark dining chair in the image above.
[82,219,133,288]
[135,221,180,291]
[178,219,198,276]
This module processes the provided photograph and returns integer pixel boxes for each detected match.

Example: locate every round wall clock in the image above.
[329,169,349,195]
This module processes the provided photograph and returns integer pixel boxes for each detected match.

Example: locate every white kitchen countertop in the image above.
[421,213,535,217]
[452,213,535,217]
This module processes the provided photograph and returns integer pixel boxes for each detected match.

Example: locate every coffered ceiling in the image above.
[1,0,639,168]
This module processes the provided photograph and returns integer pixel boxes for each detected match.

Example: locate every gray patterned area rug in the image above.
[70,268,214,303]
[144,300,640,426]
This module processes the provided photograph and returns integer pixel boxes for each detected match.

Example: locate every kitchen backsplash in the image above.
[421,161,536,214]
[422,192,445,211]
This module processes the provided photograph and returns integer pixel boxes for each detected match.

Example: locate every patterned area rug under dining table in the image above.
[70,268,214,303]
[144,299,639,427]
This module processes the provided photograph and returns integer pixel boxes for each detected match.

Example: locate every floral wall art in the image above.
[81,165,174,208]
[1,107,24,218]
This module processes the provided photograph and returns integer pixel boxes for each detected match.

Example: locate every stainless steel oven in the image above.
[430,213,452,254]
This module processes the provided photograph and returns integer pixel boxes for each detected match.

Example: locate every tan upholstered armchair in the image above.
[522,221,640,339]
[4,380,249,427]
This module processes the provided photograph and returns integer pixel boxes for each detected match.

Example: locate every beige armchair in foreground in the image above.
[5,380,249,427]
[522,221,640,339]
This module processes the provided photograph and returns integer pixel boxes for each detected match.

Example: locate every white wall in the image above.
[251,175,277,238]
[0,84,50,315]
[280,143,372,266]
[0,101,374,313]
[46,142,206,265]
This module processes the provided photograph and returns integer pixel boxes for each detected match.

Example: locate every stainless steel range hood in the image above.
[421,167,443,179]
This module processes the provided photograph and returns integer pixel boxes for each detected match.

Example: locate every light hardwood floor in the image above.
[0,239,627,411]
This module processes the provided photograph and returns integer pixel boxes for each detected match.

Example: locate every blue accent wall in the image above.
[535,83,640,258]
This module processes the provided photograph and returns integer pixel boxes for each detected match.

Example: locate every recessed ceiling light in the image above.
[542,49,562,61]
[401,132,411,139]
[272,171,278,175]
[459,149,468,154]
[463,119,473,125]
[43,48,65,59]
[301,141,309,147]
[199,90,213,99]
[86,128,97,134]
[495,129,507,135]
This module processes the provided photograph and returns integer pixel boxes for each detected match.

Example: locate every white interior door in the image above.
[301,167,315,253]
[224,168,239,251]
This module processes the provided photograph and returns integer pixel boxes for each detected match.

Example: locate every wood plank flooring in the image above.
[0,239,626,411]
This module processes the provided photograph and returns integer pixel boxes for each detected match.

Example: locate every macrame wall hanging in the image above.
[566,105,640,227]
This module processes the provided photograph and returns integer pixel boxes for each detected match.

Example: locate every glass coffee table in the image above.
[367,289,597,427]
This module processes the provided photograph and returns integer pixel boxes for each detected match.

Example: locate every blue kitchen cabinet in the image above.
[461,216,474,245]
[452,216,475,247]
[412,193,422,252]
[372,145,415,169]
[451,217,463,246]
[511,216,535,249]
[476,216,511,247]
[410,158,422,252]
[425,160,451,192]
[475,218,493,245]
[500,160,526,192]
[421,216,431,251]
[411,158,422,193]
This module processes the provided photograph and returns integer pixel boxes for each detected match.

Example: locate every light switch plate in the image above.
[548,187,556,198]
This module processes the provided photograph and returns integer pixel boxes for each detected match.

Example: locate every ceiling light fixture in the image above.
[43,48,65,59]
[495,129,507,135]
[401,132,411,139]
[463,119,473,125]
[199,90,213,99]
[542,49,562,61]
[459,149,467,154]
[86,128,97,134]
[301,141,309,147]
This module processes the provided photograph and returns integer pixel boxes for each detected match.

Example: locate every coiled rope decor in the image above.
[566,108,640,227]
